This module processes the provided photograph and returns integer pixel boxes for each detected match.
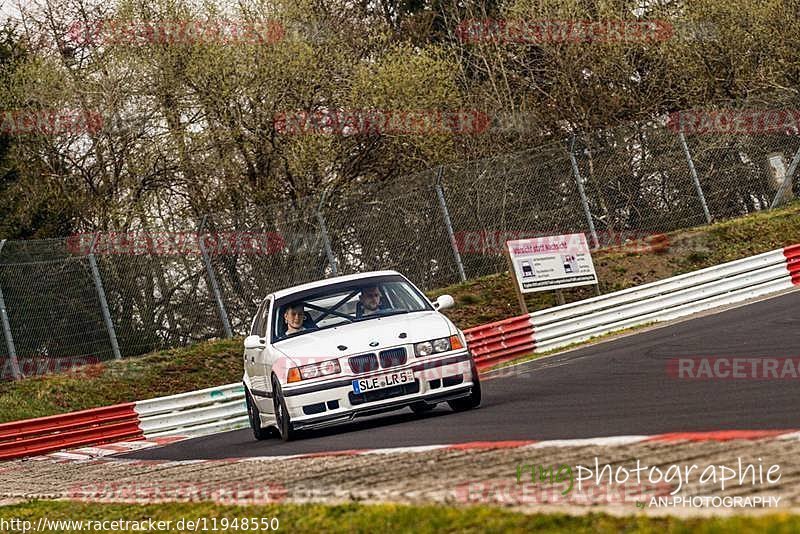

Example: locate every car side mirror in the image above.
[433,294,455,311]
[244,334,266,350]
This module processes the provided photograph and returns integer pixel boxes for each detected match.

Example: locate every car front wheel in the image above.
[447,365,482,412]
[272,377,295,442]
[246,389,272,441]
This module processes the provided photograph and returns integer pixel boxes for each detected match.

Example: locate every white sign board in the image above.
[507,233,598,293]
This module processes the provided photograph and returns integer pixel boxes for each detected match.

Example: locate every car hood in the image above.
[273,311,453,360]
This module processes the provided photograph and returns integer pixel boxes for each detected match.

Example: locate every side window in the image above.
[250,301,265,336]
[258,299,272,339]
[250,300,270,337]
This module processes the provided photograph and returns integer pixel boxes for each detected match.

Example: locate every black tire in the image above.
[447,366,482,412]
[246,389,273,441]
[410,401,436,415]
[272,377,295,442]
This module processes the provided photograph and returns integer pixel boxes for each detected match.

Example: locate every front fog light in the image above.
[415,341,433,356]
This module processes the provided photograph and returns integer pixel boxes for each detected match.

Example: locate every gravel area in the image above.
[1,436,798,516]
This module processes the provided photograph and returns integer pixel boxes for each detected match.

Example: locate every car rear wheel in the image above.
[447,366,482,412]
[246,390,272,441]
[272,377,295,442]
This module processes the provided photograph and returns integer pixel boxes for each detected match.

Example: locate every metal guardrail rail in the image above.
[135,383,247,438]
[0,404,142,460]
[463,244,799,366]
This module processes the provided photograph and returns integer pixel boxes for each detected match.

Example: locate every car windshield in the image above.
[272,275,431,341]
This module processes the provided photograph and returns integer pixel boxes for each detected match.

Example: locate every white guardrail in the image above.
[131,245,798,438]
[530,246,797,352]
[134,383,247,438]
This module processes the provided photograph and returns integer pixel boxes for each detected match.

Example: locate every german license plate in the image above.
[352,370,415,394]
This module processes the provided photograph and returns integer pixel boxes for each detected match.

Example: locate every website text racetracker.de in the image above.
[668,357,800,379]
[455,19,674,43]
[0,517,279,532]
[1,355,100,380]
[454,230,669,254]
[273,110,490,135]
[65,231,326,256]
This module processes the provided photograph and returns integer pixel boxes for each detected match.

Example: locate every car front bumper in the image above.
[281,350,477,431]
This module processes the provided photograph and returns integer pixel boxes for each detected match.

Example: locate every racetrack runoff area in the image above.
[1,431,798,517]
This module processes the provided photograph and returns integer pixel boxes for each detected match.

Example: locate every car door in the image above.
[245,298,271,397]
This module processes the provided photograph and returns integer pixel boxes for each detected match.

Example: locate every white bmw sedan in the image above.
[242,270,481,441]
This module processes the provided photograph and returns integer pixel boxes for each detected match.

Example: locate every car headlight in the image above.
[414,341,433,356]
[287,358,341,382]
[433,337,451,353]
[415,335,464,357]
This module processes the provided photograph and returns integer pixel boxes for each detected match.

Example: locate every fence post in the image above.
[0,240,21,380]
[770,146,800,209]
[434,167,467,283]
[678,132,712,224]
[315,207,338,276]
[197,218,233,338]
[569,136,600,249]
[87,235,122,360]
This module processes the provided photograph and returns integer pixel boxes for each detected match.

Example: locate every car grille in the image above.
[379,347,407,368]
[349,353,379,374]
[349,379,420,406]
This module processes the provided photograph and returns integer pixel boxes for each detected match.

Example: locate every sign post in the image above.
[504,246,528,314]
[506,234,599,304]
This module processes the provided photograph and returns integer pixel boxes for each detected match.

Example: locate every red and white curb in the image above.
[35,437,186,462]
[29,429,800,465]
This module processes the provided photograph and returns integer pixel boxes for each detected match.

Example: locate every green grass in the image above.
[0,338,243,423]
[1,201,799,423]
[2,501,800,533]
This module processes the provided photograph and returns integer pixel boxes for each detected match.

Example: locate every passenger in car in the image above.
[283,302,306,335]
[357,286,382,317]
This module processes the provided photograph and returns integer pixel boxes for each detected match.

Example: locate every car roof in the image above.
[269,270,404,300]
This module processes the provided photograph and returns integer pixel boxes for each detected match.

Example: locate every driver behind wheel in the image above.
[357,286,382,317]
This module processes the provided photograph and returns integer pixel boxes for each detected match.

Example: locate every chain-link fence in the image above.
[1,114,799,380]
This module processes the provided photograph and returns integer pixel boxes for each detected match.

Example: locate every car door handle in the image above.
[250,357,255,364]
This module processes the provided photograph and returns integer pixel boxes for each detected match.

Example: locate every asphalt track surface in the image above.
[122,290,800,460]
